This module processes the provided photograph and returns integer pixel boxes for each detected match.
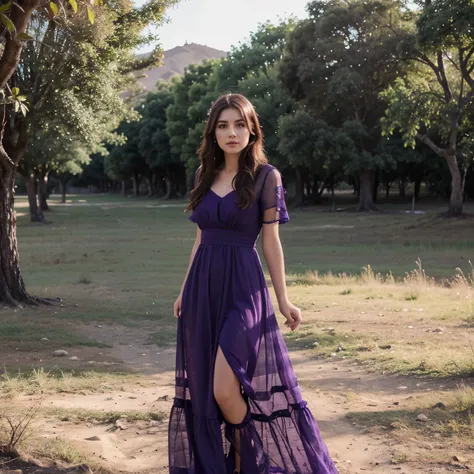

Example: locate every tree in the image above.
[166,60,221,186]
[11,0,176,221]
[278,110,354,205]
[381,0,474,215]
[0,0,94,305]
[239,68,295,171]
[54,146,91,203]
[0,0,176,305]
[279,0,410,210]
[105,119,145,196]
[74,152,111,194]
[138,84,182,197]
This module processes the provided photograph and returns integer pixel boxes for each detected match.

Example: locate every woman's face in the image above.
[215,107,251,156]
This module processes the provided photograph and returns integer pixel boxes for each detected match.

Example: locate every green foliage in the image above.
[215,20,296,92]
[105,119,143,181]
[138,84,176,171]
[278,0,411,207]
[10,0,176,193]
[166,60,220,175]
[239,68,295,168]
[416,0,474,51]
[382,0,474,213]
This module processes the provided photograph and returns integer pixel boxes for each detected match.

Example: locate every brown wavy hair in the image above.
[187,93,268,211]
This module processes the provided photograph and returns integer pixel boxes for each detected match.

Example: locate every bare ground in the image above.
[2,321,472,474]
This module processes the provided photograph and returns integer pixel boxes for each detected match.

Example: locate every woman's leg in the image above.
[214,346,247,472]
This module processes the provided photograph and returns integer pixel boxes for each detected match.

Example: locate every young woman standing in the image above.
[168,93,338,474]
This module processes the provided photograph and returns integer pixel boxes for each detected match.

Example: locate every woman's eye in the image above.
[219,124,226,129]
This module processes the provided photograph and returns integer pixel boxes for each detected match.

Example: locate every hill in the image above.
[137,43,227,91]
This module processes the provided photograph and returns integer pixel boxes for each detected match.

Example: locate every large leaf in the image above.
[87,7,95,24]
[0,2,11,13]
[68,0,78,14]
[20,103,29,117]
[0,12,15,33]
[17,32,33,41]
[49,1,59,16]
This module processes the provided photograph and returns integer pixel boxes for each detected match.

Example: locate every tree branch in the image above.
[459,48,474,91]
[465,45,474,65]
[411,53,450,102]
[0,144,15,172]
[447,124,458,156]
[416,134,445,158]
[442,49,460,72]
[0,0,41,90]
[436,51,452,102]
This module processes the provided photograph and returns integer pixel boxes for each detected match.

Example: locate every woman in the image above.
[168,94,338,474]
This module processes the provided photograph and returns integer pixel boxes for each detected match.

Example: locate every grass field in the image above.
[1,193,474,472]
[3,194,474,367]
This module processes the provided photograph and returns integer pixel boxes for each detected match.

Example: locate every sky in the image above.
[136,0,310,53]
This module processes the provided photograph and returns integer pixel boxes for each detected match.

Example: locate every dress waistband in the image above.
[201,229,256,248]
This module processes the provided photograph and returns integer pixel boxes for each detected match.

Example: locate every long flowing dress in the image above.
[168,164,338,474]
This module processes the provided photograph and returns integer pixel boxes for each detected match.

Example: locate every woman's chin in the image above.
[223,145,244,155]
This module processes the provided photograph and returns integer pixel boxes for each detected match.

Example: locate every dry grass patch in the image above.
[346,384,474,466]
[280,260,474,378]
[42,407,166,424]
[28,436,87,465]
[0,368,148,397]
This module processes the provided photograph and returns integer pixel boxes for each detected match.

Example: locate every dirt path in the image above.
[8,324,466,473]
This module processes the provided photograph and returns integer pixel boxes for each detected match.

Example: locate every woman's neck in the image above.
[222,154,239,173]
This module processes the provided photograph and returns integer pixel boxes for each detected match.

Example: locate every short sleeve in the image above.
[189,166,202,224]
[260,168,289,225]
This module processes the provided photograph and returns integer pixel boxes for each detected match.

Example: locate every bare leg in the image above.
[214,346,247,472]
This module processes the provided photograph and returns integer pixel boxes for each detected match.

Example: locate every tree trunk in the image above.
[358,169,375,211]
[311,176,320,201]
[24,176,43,222]
[163,176,172,200]
[38,174,49,211]
[0,166,30,304]
[399,180,405,198]
[146,172,153,197]
[0,0,47,306]
[305,178,311,200]
[60,179,67,203]
[121,180,126,197]
[132,173,141,197]
[294,167,305,207]
[414,178,422,201]
[445,153,463,215]
[352,175,360,196]
[372,170,380,203]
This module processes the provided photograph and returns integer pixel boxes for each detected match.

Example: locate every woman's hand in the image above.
[279,300,302,331]
[174,293,183,318]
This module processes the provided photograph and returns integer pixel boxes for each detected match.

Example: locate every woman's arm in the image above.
[262,218,302,331]
[174,227,201,317]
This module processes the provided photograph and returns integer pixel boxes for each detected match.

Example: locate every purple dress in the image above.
[168,164,338,474]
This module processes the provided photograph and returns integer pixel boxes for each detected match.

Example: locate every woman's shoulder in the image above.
[255,164,281,195]
[256,163,278,179]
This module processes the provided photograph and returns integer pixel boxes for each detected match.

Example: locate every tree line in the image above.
[0,0,473,305]
[75,0,474,216]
